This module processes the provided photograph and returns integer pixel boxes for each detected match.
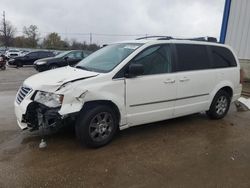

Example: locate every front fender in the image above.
[58,79,126,125]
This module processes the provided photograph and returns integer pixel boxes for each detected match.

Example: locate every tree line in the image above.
[0,14,100,51]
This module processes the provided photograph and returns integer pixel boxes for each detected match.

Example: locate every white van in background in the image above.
[14,37,242,147]
[5,49,21,58]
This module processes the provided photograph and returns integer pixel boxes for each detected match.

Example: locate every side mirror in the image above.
[64,56,69,61]
[126,64,144,78]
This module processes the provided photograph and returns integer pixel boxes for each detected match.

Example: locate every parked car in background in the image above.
[20,50,30,55]
[8,51,54,67]
[52,50,64,56]
[0,49,6,56]
[5,49,21,59]
[34,50,91,72]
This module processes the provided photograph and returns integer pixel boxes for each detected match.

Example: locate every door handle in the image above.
[179,77,190,82]
[164,79,175,84]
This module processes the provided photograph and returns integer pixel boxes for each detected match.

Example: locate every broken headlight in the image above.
[34,91,64,108]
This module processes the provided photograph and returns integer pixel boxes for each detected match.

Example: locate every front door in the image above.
[125,44,177,126]
[26,52,39,65]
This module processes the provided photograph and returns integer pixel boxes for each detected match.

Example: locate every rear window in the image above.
[176,44,210,71]
[210,46,237,68]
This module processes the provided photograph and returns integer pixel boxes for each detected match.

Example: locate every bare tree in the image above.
[42,32,66,49]
[23,25,39,48]
[0,11,16,48]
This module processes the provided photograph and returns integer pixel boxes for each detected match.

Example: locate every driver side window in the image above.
[28,52,38,58]
[131,45,172,75]
[67,52,76,59]
[67,51,82,59]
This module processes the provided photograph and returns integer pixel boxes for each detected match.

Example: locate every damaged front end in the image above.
[23,102,76,132]
[15,66,99,132]
[17,85,88,132]
[23,102,62,131]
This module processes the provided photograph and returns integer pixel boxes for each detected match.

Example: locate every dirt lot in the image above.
[0,66,250,188]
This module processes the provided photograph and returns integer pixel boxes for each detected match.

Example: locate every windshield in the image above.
[76,43,142,73]
[55,51,69,58]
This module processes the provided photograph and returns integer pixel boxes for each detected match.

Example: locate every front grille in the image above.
[16,86,32,104]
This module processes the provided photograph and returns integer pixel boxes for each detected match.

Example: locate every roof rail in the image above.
[136,36,173,40]
[136,36,217,43]
[158,36,217,42]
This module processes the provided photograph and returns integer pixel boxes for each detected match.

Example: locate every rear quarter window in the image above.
[176,44,210,71]
[210,46,237,68]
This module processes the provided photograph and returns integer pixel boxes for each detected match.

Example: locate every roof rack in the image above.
[136,36,173,40]
[160,37,218,42]
[136,36,217,42]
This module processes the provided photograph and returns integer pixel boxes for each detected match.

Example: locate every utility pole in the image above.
[90,32,92,44]
[2,11,7,49]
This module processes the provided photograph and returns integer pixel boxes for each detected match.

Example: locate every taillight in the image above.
[240,69,244,84]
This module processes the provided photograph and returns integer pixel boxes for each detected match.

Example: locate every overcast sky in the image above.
[1,0,225,45]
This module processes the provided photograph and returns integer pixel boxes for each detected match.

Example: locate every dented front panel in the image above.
[14,66,127,130]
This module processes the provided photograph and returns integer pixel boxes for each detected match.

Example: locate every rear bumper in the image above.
[232,85,242,102]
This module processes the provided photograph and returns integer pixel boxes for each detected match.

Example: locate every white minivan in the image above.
[14,37,242,147]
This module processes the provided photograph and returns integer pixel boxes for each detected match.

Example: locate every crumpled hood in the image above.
[23,66,99,90]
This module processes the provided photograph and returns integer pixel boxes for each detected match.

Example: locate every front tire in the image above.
[49,64,58,70]
[75,105,118,148]
[206,90,231,119]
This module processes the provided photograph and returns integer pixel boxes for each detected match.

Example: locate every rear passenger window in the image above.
[211,46,237,68]
[39,52,50,58]
[176,44,210,71]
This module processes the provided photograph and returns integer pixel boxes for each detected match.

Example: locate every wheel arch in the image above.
[209,82,234,109]
[79,100,121,124]
[220,86,233,98]
[49,63,59,67]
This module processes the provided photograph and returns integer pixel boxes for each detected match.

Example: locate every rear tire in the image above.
[75,105,118,148]
[16,61,23,67]
[206,90,231,119]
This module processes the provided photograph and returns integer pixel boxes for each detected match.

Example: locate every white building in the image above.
[220,0,250,79]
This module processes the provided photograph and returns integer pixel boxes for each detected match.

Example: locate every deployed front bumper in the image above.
[15,99,64,131]
[15,98,78,133]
